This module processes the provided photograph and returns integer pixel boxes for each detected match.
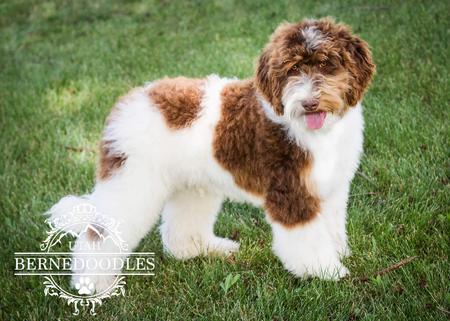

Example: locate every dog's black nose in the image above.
[301,99,319,111]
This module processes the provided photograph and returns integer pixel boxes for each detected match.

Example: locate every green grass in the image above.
[1,0,449,320]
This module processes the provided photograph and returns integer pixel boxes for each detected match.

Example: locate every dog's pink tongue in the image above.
[305,112,326,129]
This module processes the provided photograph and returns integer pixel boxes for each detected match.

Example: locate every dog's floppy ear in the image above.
[255,47,271,98]
[255,23,297,115]
[256,46,274,104]
[255,45,284,115]
[344,36,376,106]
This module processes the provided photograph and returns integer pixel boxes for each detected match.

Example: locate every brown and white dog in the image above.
[49,18,375,291]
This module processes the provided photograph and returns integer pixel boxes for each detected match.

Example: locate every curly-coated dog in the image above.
[49,17,375,292]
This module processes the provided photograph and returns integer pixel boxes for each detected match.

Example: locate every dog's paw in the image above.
[289,259,349,280]
[206,237,240,257]
[313,261,349,280]
[337,243,352,259]
[164,236,240,260]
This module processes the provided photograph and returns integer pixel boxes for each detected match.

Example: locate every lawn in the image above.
[0,0,449,320]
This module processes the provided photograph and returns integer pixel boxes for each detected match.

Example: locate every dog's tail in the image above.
[46,195,92,233]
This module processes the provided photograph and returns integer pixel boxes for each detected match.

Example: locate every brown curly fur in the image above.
[213,80,320,226]
[98,78,204,180]
[97,139,127,180]
[148,77,204,129]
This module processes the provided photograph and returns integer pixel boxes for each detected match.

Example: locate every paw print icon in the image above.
[74,276,95,295]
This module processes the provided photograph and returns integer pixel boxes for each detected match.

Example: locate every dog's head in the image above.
[256,18,375,130]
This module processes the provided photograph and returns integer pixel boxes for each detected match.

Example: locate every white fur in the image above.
[271,217,348,280]
[49,74,363,291]
[301,26,325,51]
[160,189,239,259]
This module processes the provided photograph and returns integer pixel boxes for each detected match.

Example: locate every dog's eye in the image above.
[291,64,299,72]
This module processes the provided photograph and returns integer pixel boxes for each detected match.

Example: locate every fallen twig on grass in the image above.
[349,191,379,198]
[437,306,450,315]
[65,145,96,153]
[355,256,418,282]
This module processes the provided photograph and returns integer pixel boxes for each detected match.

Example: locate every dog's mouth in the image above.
[304,111,327,130]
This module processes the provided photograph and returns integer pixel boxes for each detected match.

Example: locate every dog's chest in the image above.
[310,143,343,199]
[308,129,362,200]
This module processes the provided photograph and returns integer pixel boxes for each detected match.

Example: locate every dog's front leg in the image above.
[321,189,352,259]
[265,181,348,280]
[270,216,348,280]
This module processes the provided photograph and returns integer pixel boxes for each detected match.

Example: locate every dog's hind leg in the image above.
[160,189,239,259]
[49,160,170,293]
